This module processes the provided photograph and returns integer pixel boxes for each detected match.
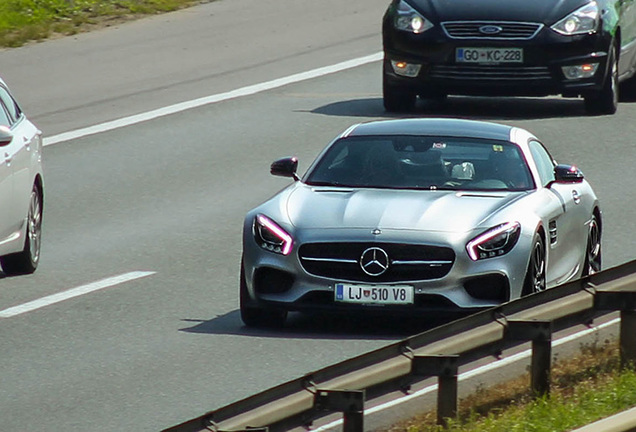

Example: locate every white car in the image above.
[0,77,44,275]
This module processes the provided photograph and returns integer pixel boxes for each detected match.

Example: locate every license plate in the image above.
[335,283,414,305]
[456,47,523,64]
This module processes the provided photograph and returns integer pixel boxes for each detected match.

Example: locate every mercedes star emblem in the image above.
[360,247,390,276]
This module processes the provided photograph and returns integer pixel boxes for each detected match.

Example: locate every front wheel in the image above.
[383,75,416,113]
[585,45,618,115]
[582,213,602,276]
[1,185,43,275]
[522,232,546,296]
[619,75,636,102]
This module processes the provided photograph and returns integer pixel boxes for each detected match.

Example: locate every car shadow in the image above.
[179,310,458,340]
[308,95,592,120]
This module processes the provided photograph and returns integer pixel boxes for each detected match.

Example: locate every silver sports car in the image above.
[240,118,601,327]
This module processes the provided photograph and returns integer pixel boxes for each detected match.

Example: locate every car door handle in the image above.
[4,152,11,165]
[572,190,581,204]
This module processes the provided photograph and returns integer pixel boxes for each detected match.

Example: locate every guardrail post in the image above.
[507,319,552,397]
[314,389,364,432]
[620,310,636,369]
[412,355,459,426]
[595,291,636,369]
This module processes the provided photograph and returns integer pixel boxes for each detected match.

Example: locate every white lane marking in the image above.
[0,271,156,318]
[314,317,621,431]
[43,52,384,147]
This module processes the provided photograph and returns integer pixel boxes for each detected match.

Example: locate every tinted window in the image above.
[0,86,21,125]
[528,140,556,186]
[0,101,11,128]
[305,136,534,191]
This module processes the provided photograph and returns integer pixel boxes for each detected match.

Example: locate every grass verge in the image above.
[0,0,210,48]
[383,339,636,432]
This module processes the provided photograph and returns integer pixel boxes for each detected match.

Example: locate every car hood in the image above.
[285,186,524,233]
[409,0,588,23]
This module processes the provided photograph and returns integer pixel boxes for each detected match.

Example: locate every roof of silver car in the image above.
[342,118,513,141]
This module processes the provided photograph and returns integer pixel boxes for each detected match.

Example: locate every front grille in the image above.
[429,65,552,81]
[298,242,455,283]
[442,21,543,40]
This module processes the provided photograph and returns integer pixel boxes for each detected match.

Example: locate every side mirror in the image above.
[270,157,299,180]
[554,164,584,183]
[0,126,13,147]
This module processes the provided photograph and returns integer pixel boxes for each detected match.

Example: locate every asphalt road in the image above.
[0,0,634,431]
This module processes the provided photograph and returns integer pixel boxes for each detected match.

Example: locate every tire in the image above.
[522,232,546,296]
[585,44,618,115]
[239,259,287,328]
[582,213,602,276]
[619,74,636,102]
[383,75,416,113]
[1,185,43,276]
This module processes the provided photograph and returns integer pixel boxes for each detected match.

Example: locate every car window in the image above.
[0,86,21,125]
[305,136,534,191]
[0,101,12,128]
[528,140,556,187]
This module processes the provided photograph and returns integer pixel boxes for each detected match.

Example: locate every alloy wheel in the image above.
[586,216,602,275]
[27,189,43,266]
[530,237,546,293]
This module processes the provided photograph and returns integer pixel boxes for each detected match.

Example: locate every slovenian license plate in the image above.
[456,47,523,64]
[335,283,414,305]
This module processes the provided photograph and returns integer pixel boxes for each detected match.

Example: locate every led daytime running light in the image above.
[256,214,293,255]
[466,221,521,261]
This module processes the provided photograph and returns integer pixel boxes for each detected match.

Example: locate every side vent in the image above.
[549,220,558,245]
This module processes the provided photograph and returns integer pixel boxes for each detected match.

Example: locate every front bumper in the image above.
[383,25,612,98]
[242,226,532,317]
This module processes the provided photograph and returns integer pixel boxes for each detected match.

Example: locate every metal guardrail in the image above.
[165,260,636,432]
[571,406,636,432]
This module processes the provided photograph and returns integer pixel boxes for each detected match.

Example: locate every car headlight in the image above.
[551,2,599,35]
[466,222,521,261]
[253,214,293,256]
[393,0,434,34]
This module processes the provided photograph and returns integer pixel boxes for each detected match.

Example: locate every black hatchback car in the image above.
[382,0,636,115]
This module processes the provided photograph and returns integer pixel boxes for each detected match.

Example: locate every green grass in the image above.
[0,0,208,47]
[384,340,636,432]
[440,371,636,432]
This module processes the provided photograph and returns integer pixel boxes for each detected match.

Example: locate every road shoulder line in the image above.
[0,271,156,318]
[43,53,383,147]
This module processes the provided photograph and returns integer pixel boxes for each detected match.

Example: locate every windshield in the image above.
[304,135,534,191]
